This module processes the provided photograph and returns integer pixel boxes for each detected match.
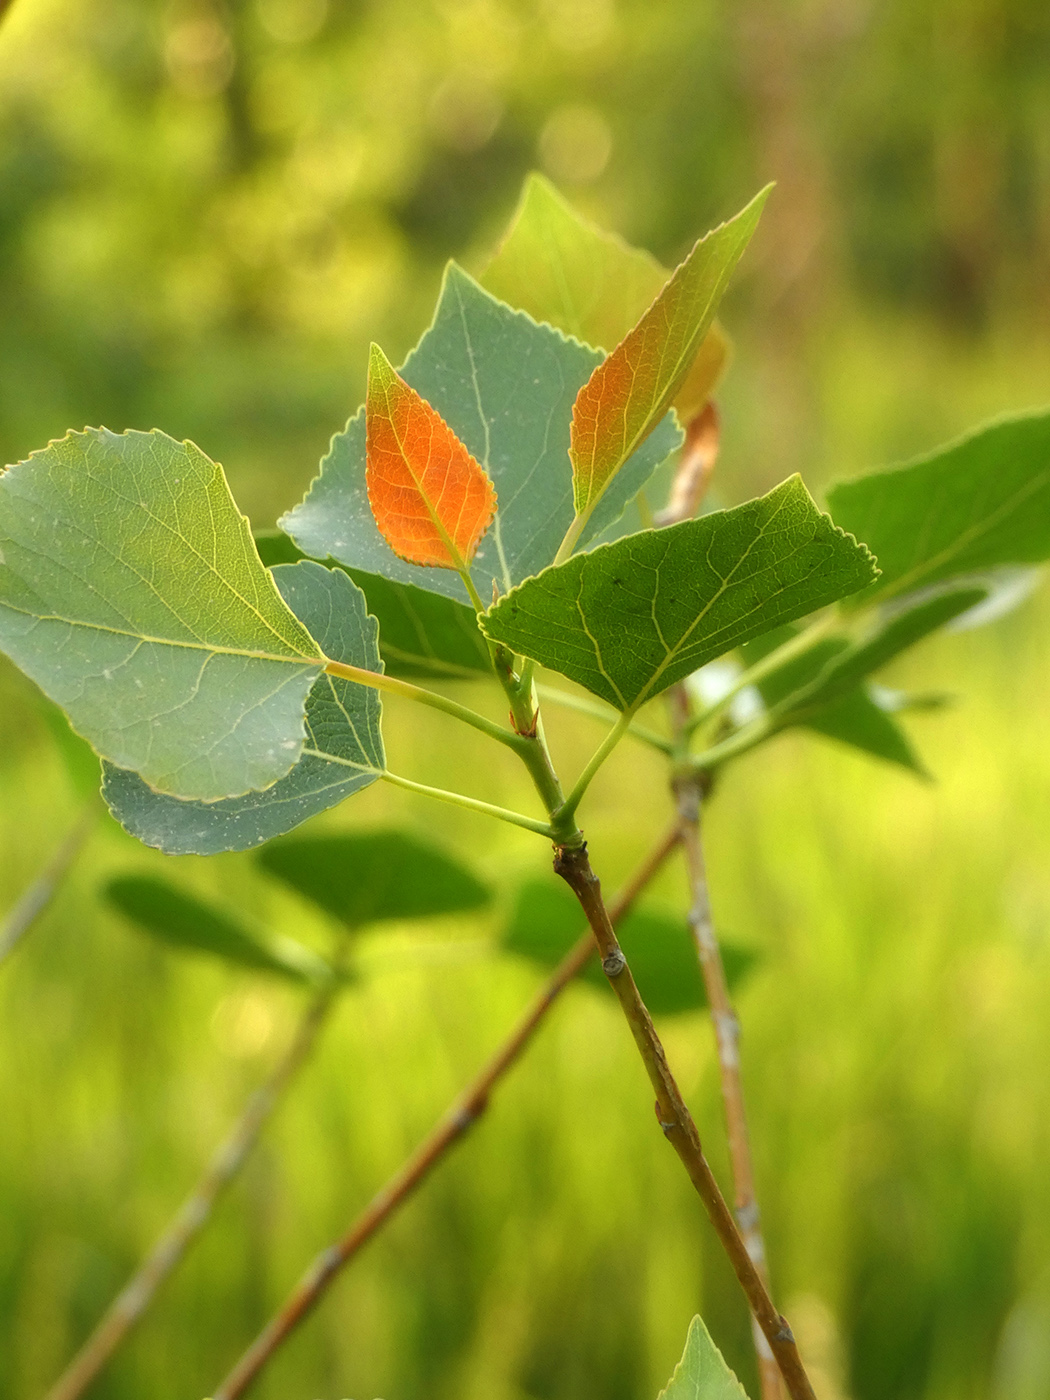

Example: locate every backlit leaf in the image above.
[657,1316,750,1400]
[280,265,682,606]
[106,875,333,983]
[569,188,770,521]
[827,410,1050,604]
[258,830,490,930]
[480,172,731,422]
[366,343,497,572]
[482,477,877,712]
[103,562,384,854]
[503,880,755,1018]
[0,429,324,801]
[255,529,491,679]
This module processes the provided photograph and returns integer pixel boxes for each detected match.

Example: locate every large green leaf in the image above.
[103,562,384,855]
[503,880,755,1017]
[827,410,1050,603]
[657,1316,750,1400]
[482,477,877,712]
[280,264,682,606]
[106,875,333,983]
[255,529,490,680]
[0,429,324,800]
[258,830,490,930]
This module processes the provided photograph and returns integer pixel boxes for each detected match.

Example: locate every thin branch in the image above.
[379,770,554,838]
[673,748,783,1400]
[0,802,99,968]
[654,402,721,527]
[552,843,816,1400]
[44,984,341,1400]
[210,820,683,1400]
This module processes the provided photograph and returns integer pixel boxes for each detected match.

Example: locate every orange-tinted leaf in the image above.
[366,344,497,572]
[569,187,770,521]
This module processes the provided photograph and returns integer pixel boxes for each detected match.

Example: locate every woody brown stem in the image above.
[552,841,816,1400]
[210,821,682,1400]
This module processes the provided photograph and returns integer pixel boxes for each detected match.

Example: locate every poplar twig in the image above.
[659,403,784,1399]
[0,802,98,968]
[44,983,341,1400]
[210,820,682,1400]
[552,843,815,1400]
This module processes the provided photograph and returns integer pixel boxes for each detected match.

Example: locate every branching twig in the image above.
[552,844,815,1400]
[44,984,341,1400]
[659,404,784,1399]
[0,802,98,968]
[210,821,682,1400]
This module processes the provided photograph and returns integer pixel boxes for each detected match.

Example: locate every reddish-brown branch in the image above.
[553,842,815,1400]
[211,821,682,1400]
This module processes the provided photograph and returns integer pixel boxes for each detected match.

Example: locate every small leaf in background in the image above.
[569,188,770,522]
[479,173,731,423]
[281,266,681,607]
[0,429,323,801]
[827,409,1050,604]
[366,342,497,572]
[257,829,491,931]
[105,875,333,984]
[103,562,384,855]
[657,1315,750,1400]
[482,477,877,712]
[503,880,755,1017]
[37,698,101,800]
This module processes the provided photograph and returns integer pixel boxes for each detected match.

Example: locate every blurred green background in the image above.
[2,1,1050,1398]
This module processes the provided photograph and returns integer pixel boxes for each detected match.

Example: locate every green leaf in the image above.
[827,410,1050,604]
[569,188,769,522]
[255,529,491,680]
[105,875,333,983]
[658,1316,750,1400]
[102,562,384,854]
[257,829,490,930]
[480,172,731,421]
[280,264,682,607]
[482,477,877,712]
[503,880,755,1017]
[0,429,324,801]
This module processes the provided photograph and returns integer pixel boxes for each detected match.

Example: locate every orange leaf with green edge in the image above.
[569,186,771,522]
[366,343,497,572]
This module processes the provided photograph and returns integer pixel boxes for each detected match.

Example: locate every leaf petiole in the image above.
[553,708,636,828]
[323,659,526,754]
[537,684,673,754]
[379,771,554,838]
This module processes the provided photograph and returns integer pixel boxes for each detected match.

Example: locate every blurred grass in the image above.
[2,0,1050,1398]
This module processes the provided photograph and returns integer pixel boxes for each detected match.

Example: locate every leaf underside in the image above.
[258,829,491,930]
[254,530,491,680]
[827,409,1050,603]
[0,429,323,801]
[569,187,769,519]
[503,880,755,1017]
[103,562,385,855]
[366,344,497,570]
[482,476,877,712]
[479,172,730,421]
[280,264,682,607]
